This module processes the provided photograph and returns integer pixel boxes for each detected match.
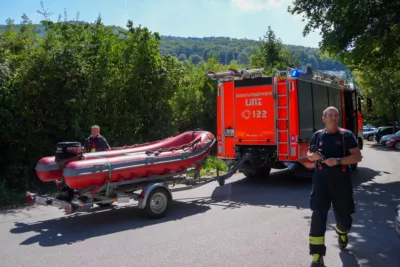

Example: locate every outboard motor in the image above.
[55,141,83,168]
[54,142,83,202]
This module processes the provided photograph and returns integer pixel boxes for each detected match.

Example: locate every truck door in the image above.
[233,79,276,145]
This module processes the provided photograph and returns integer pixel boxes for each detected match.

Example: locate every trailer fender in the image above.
[137,183,172,210]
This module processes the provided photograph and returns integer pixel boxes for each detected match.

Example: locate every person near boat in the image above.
[84,125,111,153]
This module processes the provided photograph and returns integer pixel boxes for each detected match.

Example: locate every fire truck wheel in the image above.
[245,166,271,179]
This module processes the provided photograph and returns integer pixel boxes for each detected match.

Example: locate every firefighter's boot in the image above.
[310,254,324,267]
[338,234,348,249]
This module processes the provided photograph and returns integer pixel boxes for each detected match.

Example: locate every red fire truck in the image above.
[206,67,365,179]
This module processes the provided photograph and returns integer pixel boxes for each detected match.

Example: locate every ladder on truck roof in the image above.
[273,69,291,160]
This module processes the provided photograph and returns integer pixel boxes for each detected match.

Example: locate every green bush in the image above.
[198,155,229,177]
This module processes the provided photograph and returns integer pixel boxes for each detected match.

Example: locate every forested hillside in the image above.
[0,23,345,71]
[159,36,345,71]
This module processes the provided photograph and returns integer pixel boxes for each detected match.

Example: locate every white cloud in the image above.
[231,0,287,11]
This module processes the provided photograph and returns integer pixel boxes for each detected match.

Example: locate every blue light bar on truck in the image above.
[290,69,307,77]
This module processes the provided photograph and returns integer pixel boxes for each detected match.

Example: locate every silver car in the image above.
[363,129,377,141]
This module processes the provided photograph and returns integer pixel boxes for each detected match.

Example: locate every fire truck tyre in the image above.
[245,166,271,179]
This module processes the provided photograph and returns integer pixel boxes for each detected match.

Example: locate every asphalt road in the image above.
[1,141,399,267]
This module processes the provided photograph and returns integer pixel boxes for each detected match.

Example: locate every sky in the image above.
[0,0,322,48]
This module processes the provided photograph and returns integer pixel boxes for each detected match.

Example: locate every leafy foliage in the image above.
[249,26,299,73]
[353,65,400,127]
[288,0,400,69]
[287,0,400,127]
[0,23,347,71]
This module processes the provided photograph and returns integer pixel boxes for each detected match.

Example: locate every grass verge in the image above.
[195,155,229,177]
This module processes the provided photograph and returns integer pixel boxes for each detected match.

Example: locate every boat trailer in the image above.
[26,153,251,219]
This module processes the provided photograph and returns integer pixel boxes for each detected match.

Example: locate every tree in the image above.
[353,65,400,130]
[287,0,400,69]
[249,26,299,73]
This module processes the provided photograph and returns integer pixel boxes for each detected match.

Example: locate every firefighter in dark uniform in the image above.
[307,106,362,267]
[84,125,111,153]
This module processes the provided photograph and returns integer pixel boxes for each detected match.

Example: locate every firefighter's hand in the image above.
[308,152,322,161]
[322,158,337,167]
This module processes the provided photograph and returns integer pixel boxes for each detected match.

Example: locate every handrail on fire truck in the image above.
[285,67,362,95]
[285,67,346,87]
[206,68,265,81]
[206,66,361,94]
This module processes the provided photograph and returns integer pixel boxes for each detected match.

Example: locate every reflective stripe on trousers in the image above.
[335,225,349,235]
[309,236,324,245]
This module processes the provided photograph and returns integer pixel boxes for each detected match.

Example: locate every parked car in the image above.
[386,134,400,150]
[380,130,400,146]
[363,129,377,141]
[363,125,376,132]
[375,126,400,143]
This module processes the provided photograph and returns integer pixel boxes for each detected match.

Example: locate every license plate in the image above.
[52,199,62,208]
[117,197,130,203]
[36,196,48,205]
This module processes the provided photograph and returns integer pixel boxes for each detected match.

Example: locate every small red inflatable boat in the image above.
[35,130,216,190]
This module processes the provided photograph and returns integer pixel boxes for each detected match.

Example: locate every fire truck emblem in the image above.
[242,110,251,120]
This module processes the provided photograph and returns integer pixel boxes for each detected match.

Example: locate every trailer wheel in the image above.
[144,187,171,219]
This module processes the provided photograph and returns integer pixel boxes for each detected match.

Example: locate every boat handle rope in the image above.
[145,138,201,155]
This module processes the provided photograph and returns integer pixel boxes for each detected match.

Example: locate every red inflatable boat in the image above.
[35,130,216,190]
